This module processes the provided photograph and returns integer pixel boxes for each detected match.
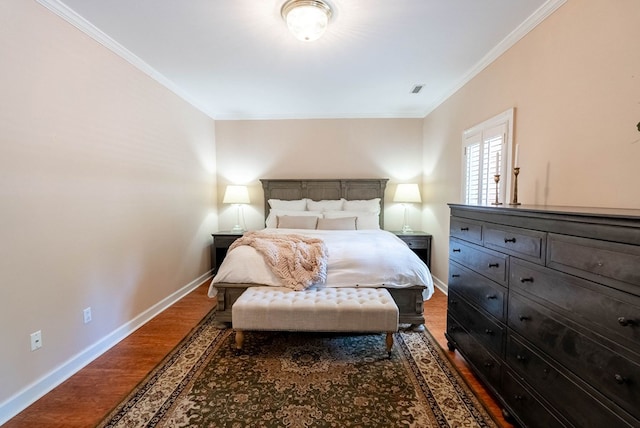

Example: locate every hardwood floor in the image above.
[425,289,515,428]
[4,283,217,428]
[5,283,513,427]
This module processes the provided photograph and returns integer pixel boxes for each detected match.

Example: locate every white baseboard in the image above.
[0,271,213,425]
[432,275,448,295]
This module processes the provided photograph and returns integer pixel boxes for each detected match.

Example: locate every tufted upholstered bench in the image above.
[232,287,399,356]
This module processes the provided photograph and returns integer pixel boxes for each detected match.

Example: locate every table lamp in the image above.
[393,183,422,234]
[223,185,250,233]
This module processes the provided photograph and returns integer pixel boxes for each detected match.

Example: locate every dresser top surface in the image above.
[448,204,640,221]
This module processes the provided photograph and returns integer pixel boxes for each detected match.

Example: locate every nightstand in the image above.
[211,231,244,272]
[393,231,432,269]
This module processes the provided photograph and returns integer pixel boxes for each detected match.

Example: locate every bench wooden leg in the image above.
[235,330,244,350]
[386,332,394,357]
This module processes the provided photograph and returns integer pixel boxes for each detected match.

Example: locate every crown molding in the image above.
[213,111,426,121]
[35,0,217,119]
[422,0,567,118]
[36,0,566,121]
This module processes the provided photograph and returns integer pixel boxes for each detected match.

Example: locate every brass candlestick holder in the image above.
[510,167,521,206]
[491,174,502,205]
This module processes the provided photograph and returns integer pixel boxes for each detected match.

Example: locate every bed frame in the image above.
[212,178,426,328]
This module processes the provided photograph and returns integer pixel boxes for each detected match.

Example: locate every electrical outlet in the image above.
[83,307,92,324]
[30,330,42,351]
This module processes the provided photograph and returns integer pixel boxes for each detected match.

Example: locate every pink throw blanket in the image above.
[228,231,328,290]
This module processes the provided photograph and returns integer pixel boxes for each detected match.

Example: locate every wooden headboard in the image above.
[260,178,389,228]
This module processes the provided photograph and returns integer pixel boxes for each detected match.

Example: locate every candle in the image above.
[515,144,520,167]
[495,152,500,175]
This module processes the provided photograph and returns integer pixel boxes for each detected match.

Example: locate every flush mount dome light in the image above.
[281,0,333,42]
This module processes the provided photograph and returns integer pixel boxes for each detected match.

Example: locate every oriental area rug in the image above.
[98,310,498,428]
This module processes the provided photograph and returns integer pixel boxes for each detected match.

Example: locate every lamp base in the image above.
[401,225,413,234]
[230,224,245,233]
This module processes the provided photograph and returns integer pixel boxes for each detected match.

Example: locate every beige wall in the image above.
[423,0,640,284]
[215,118,425,232]
[4,0,639,419]
[0,0,216,409]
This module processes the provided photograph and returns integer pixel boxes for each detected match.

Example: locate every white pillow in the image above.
[323,210,380,230]
[307,199,344,211]
[266,210,322,228]
[277,215,318,229]
[356,213,381,230]
[316,217,356,230]
[267,198,307,211]
[342,198,381,214]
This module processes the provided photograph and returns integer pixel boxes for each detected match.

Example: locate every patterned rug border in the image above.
[97,309,227,428]
[399,327,499,427]
[98,310,499,428]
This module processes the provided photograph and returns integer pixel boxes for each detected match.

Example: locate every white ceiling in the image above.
[38,0,563,120]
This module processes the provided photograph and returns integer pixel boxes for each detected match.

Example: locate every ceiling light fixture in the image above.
[281,0,333,42]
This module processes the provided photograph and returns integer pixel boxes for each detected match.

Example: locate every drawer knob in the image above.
[484,361,494,368]
[460,227,469,231]
[486,294,497,300]
[484,328,494,335]
[514,395,524,401]
[516,354,526,362]
[617,317,636,327]
[614,374,627,384]
[452,248,461,253]
[450,300,458,305]
[488,263,500,268]
[520,277,534,283]
[504,237,517,243]
[452,274,461,278]
[519,315,531,322]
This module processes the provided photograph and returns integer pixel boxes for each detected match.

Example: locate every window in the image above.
[462,109,514,205]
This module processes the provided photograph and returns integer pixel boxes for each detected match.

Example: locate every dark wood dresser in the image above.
[446,204,640,428]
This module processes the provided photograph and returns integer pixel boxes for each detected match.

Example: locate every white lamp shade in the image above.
[393,183,422,203]
[223,185,250,204]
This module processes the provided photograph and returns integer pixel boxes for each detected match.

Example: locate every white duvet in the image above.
[209,229,434,300]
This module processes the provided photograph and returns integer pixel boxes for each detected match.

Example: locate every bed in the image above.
[208,178,433,328]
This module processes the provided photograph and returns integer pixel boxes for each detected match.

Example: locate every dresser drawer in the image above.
[447,315,502,388]
[547,233,640,294]
[506,333,636,428]
[508,292,640,419]
[449,238,509,286]
[449,260,506,322]
[502,370,569,428]
[484,224,546,264]
[511,258,640,353]
[448,291,505,357]
[450,216,483,244]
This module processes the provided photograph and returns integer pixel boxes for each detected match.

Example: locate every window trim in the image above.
[461,108,515,205]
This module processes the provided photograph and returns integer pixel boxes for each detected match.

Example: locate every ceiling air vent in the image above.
[411,84,424,94]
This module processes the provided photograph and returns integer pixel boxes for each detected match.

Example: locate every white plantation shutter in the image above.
[482,129,504,204]
[464,134,481,204]
[462,111,512,205]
